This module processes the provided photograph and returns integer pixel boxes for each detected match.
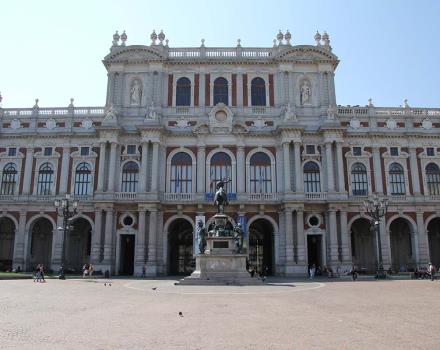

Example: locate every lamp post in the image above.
[363,195,388,279]
[54,193,78,279]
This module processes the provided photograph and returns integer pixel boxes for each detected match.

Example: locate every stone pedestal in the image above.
[178,236,261,285]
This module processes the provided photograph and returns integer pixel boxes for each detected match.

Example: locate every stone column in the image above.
[59,147,70,194]
[283,142,291,192]
[236,145,245,193]
[22,148,34,195]
[51,215,64,270]
[102,208,114,268]
[285,209,294,265]
[199,73,205,107]
[296,209,306,264]
[196,145,206,193]
[151,142,159,192]
[336,142,345,193]
[293,142,303,192]
[134,208,147,275]
[380,219,391,267]
[12,210,27,269]
[416,211,430,265]
[91,209,102,265]
[328,209,338,263]
[276,145,283,193]
[139,143,148,192]
[372,147,383,194]
[339,209,351,265]
[97,142,107,192]
[107,143,117,192]
[409,148,421,195]
[146,208,158,275]
[237,73,243,106]
[325,142,335,192]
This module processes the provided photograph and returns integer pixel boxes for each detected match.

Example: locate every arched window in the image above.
[351,163,368,196]
[1,163,17,195]
[176,77,191,106]
[426,163,440,195]
[249,152,272,193]
[37,162,54,195]
[74,162,92,196]
[389,163,406,195]
[251,77,266,106]
[121,161,139,192]
[213,77,228,105]
[210,152,232,193]
[304,161,321,193]
[170,152,192,193]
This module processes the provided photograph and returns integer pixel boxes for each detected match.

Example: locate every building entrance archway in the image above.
[249,219,274,275]
[66,218,91,272]
[389,218,413,272]
[0,217,16,271]
[351,218,376,272]
[427,217,440,268]
[168,218,194,275]
[29,218,53,270]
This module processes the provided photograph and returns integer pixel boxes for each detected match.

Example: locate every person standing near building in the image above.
[309,264,316,280]
[428,262,436,281]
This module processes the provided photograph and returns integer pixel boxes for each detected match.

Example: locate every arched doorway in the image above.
[249,219,274,275]
[0,217,16,271]
[29,217,53,270]
[350,218,376,272]
[168,218,194,275]
[389,218,413,272]
[66,218,92,272]
[427,217,440,268]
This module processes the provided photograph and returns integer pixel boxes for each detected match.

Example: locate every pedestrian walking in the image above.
[88,263,94,278]
[40,264,46,282]
[141,265,146,278]
[34,264,41,282]
[428,262,436,281]
[351,265,358,281]
[309,264,316,280]
[82,263,89,279]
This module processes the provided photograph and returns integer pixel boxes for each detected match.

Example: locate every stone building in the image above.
[0,30,439,276]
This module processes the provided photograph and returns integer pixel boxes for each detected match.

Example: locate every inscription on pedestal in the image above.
[213,241,229,249]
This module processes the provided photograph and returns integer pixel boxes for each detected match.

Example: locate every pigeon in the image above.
[152,287,157,290]
[104,283,106,286]
[179,312,183,317]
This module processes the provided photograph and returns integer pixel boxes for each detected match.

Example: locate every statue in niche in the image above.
[104,104,117,121]
[130,79,142,106]
[300,80,312,105]
[146,101,158,120]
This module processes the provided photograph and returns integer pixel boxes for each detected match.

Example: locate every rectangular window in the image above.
[8,148,17,157]
[44,147,52,156]
[80,147,89,156]
[306,145,315,155]
[427,147,435,157]
[127,145,136,155]
[353,147,362,156]
[390,147,399,156]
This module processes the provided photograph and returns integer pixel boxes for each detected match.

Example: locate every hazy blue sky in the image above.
[0,0,439,108]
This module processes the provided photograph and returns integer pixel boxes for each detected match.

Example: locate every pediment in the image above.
[104,46,165,63]
[277,45,338,62]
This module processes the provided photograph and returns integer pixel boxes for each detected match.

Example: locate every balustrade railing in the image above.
[305,192,327,200]
[163,192,195,201]
[115,192,137,200]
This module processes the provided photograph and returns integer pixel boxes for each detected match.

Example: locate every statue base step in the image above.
[177,254,262,286]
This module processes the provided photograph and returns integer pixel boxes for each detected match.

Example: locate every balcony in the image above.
[163,192,195,202]
[389,194,407,202]
[114,192,137,200]
[245,193,278,201]
[305,192,327,200]
[205,193,237,201]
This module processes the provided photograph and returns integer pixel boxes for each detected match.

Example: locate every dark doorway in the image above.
[389,218,413,272]
[168,219,194,275]
[249,219,274,275]
[350,218,376,272]
[427,218,440,268]
[29,218,53,271]
[66,218,92,272]
[0,217,16,271]
[119,234,135,275]
[307,235,322,268]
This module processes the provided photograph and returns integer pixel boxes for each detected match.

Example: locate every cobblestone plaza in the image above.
[0,278,439,349]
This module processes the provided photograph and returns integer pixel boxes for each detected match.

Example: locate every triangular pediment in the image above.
[104,46,165,63]
[277,45,338,62]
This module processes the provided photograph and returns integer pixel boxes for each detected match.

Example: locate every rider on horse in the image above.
[213,177,230,213]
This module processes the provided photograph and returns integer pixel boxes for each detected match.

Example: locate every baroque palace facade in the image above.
[1,30,440,276]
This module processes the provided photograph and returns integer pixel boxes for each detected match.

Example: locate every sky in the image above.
[0,0,439,108]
